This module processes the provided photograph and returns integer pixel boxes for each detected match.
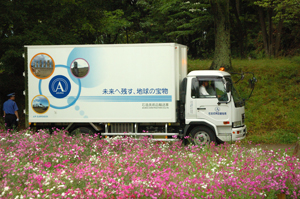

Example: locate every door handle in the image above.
[197,107,206,110]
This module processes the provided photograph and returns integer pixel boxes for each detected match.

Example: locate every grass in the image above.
[0,129,299,198]
[188,57,300,144]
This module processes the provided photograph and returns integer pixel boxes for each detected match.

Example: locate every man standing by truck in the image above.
[3,92,19,131]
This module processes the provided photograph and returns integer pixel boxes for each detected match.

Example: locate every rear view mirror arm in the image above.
[244,73,257,101]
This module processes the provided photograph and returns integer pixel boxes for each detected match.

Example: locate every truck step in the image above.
[101,133,179,136]
[103,138,180,142]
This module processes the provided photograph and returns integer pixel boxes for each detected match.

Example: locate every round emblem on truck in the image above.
[49,75,71,98]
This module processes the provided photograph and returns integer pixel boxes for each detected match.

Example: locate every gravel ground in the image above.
[242,143,300,156]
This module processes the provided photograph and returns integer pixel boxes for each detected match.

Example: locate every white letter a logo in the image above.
[55,82,65,92]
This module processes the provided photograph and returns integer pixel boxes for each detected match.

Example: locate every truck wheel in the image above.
[71,127,96,137]
[190,126,216,146]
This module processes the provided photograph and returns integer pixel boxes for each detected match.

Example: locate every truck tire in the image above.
[190,126,216,146]
[71,126,96,137]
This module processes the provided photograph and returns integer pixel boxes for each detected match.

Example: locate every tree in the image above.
[0,0,83,74]
[210,0,232,70]
[148,0,214,58]
[255,0,300,57]
[0,0,131,73]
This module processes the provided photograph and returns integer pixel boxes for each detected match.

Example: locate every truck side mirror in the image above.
[249,77,257,89]
[226,82,232,92]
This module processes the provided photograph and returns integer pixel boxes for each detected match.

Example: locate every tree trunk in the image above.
[258,7,269,57]
[275,17,284,57]
[268,8,274,57]
[231,0,244,58]
[210,0,232,71]
[235,0,240,16]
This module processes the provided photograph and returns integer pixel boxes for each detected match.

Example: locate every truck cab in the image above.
[182,70,247,145]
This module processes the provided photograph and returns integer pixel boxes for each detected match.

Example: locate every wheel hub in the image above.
[194,131,210,145]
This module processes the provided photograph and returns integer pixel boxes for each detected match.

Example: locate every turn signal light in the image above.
[219,67,225,71]
[223,121,230,125]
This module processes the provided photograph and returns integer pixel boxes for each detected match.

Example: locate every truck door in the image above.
[190,77,231,126]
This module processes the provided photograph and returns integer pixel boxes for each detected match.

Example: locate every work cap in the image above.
[7,92,15,97]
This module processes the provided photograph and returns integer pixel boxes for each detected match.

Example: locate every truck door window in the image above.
[215,80,228,101]
[191,78,200,98]
[191,78,228,101]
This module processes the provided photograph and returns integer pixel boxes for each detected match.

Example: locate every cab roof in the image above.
[187,70,230,77]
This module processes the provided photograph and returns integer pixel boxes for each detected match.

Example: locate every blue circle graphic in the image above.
[39,65,81,109]
[49,75,71,98]
[67,96,76,104]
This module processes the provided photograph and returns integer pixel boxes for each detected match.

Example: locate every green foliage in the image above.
[253,0,300,58]
[254,0,300,22]
[0,0,133,73]
[188,58,300,144]
[172,1,213,58]
[1,0,300,74]
[0,118,5,131]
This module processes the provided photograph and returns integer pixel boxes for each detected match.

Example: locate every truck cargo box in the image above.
[25,43,187,123]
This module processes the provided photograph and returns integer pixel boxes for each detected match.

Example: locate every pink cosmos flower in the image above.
[44,162,51,168]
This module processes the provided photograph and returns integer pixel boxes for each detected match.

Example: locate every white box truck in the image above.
[24,43,254,145]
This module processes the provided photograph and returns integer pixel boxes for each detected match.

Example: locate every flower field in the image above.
[0,128,300,199]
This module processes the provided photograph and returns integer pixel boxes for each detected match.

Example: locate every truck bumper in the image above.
[217,125,247,142]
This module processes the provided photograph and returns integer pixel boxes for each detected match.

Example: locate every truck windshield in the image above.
[225,76,244,107]
[191,77,228,101]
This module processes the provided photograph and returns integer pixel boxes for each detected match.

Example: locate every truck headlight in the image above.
[232,121,242,128]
